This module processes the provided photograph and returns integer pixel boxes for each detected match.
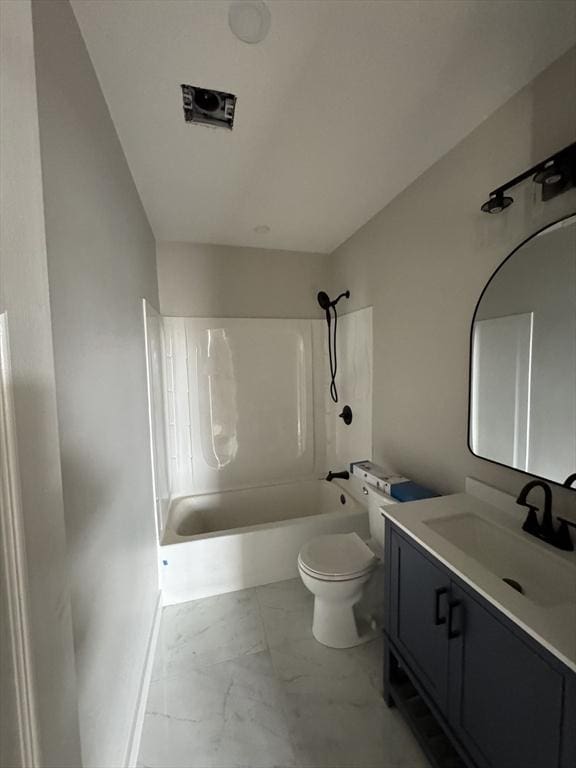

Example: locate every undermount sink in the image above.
[425,513,575,608]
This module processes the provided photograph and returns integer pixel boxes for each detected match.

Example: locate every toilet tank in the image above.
[363,483,398,551]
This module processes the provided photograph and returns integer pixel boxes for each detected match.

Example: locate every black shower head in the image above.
[317,290,350,310]
[317,291,332,311]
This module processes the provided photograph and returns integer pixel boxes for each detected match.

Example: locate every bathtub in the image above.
[159,478,369,604]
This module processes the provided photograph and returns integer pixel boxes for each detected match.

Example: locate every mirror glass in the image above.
[469,213,576,485]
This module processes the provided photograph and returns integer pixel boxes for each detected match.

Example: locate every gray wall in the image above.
[0,2,82,765]
[157,241,328,318]
[329,46,576,513]
[32,1,159,766]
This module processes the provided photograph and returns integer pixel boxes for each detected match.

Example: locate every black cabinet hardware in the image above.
[434,587,448,626]
[447,599,462,639]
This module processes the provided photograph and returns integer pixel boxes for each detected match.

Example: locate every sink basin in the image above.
[425,513,575,608]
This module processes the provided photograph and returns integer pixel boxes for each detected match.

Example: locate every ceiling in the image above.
[71,0,576,254]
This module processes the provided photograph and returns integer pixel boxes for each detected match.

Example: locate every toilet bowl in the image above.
[298,532,377,647]
[298,482,397,648]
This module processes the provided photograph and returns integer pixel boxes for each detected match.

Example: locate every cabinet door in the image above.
[388,530,451,711]
[448,583,564,768]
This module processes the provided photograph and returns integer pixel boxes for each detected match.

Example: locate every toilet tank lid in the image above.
[299,532,375,577]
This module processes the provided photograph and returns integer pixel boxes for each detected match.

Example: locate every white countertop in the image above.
[381,492,576,674]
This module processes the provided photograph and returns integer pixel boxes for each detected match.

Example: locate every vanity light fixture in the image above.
[481,191,513,214]
[533,161,565,187]
[480,141,576,213]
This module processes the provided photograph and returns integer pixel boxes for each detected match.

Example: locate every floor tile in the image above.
[141,578,428,768]
[140,651,297,768]
[153,589,267,681]
[284,693,428,768]
[269,631,384,703]
[256,578,314,648]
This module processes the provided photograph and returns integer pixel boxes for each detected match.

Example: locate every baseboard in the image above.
[124,590,162,768]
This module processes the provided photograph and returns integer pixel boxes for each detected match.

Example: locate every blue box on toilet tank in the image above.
[390,481,440,502]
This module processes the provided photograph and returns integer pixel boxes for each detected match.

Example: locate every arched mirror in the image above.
[469,213,576,485]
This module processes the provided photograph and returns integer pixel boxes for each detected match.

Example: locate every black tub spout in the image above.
[326,470,350,482]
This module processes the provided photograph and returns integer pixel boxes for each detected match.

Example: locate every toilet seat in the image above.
[298,533,376,581]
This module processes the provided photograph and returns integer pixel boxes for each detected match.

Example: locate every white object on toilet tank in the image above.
[350,460,408,494]
[363,482,397,552]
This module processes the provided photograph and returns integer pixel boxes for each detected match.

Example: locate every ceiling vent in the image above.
[180,84,236,130]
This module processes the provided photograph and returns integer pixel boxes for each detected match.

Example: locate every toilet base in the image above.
[312,598,379,647]
[298,551,382,649]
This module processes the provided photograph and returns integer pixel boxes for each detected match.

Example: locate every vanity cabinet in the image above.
[448,582,565,768]
[388,530,450,711]
[384,522,576,768]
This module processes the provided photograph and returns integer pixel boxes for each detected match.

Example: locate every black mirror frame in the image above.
[467,211,576,489]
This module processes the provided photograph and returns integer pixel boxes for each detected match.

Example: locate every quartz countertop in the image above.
[381,493,576,674]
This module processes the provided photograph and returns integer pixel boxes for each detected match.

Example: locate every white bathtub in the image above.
[160,478,369,604]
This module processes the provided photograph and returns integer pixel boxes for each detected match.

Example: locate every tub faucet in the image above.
[326,470,350,482]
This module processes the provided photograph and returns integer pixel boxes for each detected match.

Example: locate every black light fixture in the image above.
[481,191,513,214]
[481,142,576,213]
[533,161,564,186]
[532,157,573,201]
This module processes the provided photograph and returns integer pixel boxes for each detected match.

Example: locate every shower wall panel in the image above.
[143,300,171,538]
[164,317,321,495]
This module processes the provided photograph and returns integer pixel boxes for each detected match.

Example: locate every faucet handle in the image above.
[521,505,541,536]
[554,518,575,552]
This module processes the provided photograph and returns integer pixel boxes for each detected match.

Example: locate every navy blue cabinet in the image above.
[388,530,451,712]
[384,523,576,768]
[448,582,565,768]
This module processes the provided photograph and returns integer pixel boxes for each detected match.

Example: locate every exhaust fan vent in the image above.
[181,84,236,130]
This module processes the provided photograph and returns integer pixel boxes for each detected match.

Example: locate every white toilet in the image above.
[298,483,397,648]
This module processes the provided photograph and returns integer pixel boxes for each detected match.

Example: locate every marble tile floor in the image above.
[138,578,428,768]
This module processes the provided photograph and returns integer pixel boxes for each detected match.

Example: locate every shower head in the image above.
[317,291,332,311]
[317,290,350,310]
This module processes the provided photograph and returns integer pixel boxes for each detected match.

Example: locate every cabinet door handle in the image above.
[434,587,448,625]
[447,599,462,639]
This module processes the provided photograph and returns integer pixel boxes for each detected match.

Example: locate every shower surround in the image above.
[144,305,372,603]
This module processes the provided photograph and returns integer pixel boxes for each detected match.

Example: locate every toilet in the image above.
[298,483,397,648]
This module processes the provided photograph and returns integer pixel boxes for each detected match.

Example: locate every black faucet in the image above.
[517,480,554,540]
[326,470,350,482]
[516,478,575,551]
[555,474,576,551]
